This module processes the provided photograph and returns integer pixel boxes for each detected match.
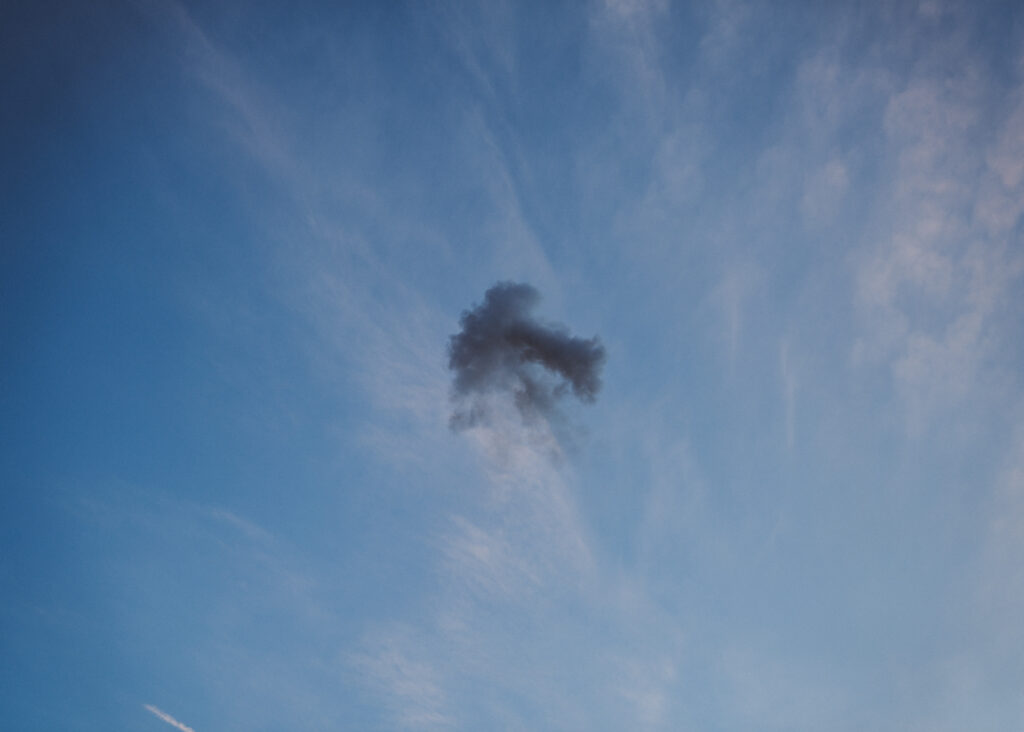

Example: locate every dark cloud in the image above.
[447,282,605,428]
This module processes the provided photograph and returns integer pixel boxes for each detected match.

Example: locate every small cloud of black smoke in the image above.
[447,282,606,429]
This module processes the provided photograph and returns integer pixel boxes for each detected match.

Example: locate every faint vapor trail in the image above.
[144,704,196,732]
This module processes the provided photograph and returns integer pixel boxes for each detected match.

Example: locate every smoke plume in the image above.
[447,282,605,428]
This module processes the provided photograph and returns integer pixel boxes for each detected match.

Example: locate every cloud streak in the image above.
[448,282,606,428]
[144,705,196,732]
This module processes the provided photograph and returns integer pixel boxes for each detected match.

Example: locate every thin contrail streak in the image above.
[144,704,196,732]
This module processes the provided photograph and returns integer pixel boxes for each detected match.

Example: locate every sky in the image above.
[2,0,1024,729]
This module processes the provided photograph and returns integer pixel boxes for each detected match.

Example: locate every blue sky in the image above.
[3,0,1024,729]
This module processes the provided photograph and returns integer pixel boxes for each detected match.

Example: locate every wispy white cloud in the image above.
[351,630,453,730]
[848,26,1024,431]
[707,261,762,371]
[144,704,196,732]
[428,1,516,106]
[68,488,351,727]
[800,157,849,230]
[149,0,300,195]
[697,0,752,68]
[353,395,691,727]
[715,644,849,729]
[592,0,671,112]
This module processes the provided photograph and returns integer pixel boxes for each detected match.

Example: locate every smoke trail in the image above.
[447,282,605,428]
